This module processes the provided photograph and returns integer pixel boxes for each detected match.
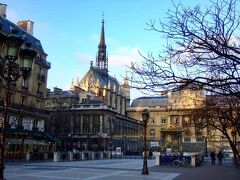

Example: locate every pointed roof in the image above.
[98,15,106,49]
[80,67,120,91]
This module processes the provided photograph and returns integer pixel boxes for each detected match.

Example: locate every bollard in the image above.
[44,153,48,160]
[53,152,60,162]
[153,152,160,165]
[108,151,111,159]
[92,152,95,160]
[26,152,31,161]
[82,152,85,160]
[69,151,73,161]
[191,155,196,167]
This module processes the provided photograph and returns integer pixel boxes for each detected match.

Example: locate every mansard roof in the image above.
[47,90,75,98]
[131,96,168,107]
[0,16,45,54]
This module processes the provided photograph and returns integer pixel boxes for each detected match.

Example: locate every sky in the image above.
[2,0,210,101]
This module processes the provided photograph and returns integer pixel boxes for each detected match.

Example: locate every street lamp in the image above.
[202,136,208,157]
[0,29,36,179]
[142,109,150,175]
[231,129,237,167]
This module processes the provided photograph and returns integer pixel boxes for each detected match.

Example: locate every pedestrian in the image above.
[149,150,153,159]
[217,151,223,165]
[210,150,216,165]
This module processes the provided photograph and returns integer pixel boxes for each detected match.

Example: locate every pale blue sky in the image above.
[2,0,209,100]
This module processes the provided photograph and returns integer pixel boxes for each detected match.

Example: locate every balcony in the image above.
[35,57,51,69]
[36,91,43,97]
[21,85,29,91]
[0,101,49,117]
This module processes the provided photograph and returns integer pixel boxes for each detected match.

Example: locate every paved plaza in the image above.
[5,158,240,180]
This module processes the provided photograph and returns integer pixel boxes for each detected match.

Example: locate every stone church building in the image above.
[71,18,130,116]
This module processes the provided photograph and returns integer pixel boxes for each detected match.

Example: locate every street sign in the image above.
[116,147,121,155]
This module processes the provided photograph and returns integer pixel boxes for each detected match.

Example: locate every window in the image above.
[171,116,179,125]
[37,83,42,93]
[150,118,155,124]
[38,67,45,81]
[36,100,40,108]
[161,118,167,124]
[149,129,155,137]
[175,117,179,124]
[98,89,102,96]
[8,94,13,105]
[22,78,28,88]
[38,67,43,75]
[21,96,26,106]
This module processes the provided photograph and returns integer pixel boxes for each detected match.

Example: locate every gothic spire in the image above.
[96,14,108,74]
[99,14,106,49]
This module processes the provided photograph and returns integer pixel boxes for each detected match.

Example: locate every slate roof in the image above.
[47,90,76,98]
[80,99,103,105]
[131,96,168,107]
[0,16,45,53]
[81,66,121,90]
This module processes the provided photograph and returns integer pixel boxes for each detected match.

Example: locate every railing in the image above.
[34,57,51,68]
[8,102,49,116]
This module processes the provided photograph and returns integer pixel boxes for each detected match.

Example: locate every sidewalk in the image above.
[5,158,240,180]
[150,158,240,180]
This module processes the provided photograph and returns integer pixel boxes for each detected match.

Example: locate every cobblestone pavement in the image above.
[5,158,240,180]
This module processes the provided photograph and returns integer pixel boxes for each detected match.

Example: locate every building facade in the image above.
[0,4,53,158]
[127,89,237,156]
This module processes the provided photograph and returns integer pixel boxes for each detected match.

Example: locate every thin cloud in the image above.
[6,9,19,23]
[75,52,94,64]
[109,47,142,66]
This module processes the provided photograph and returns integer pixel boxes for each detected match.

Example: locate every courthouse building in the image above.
[127,89,232,155]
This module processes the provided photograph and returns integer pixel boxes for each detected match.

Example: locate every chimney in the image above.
[0,3,7,18]
[17,20,34,35]
[53,87,62,94]
[46,88,51,95]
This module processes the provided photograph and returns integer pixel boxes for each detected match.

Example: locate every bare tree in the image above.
[129,0,240,165]
[191,96,240,166]
[130,0,240,97]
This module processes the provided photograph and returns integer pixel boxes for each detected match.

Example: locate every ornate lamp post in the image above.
[0,29,36,179]
[142,109,150,175]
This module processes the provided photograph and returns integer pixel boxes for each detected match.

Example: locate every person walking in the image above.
[217,151,223,165]
[210,150,216,165]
